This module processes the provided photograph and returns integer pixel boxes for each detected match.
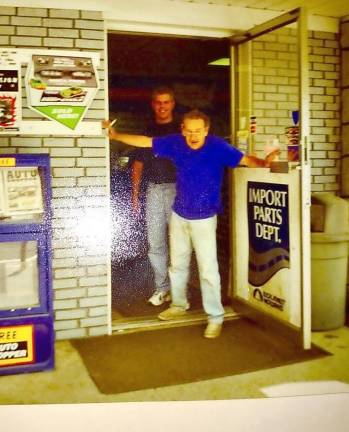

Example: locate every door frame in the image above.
[229,8,311,349]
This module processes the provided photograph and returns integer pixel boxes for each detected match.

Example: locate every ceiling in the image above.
[166,0,349,19]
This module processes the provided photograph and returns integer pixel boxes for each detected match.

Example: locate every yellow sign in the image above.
[0,325,34,367]
[0,158,15,167]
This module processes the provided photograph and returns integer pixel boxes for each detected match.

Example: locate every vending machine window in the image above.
[0,154,54,375]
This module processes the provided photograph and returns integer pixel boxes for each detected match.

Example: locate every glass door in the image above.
[230,8,311,349]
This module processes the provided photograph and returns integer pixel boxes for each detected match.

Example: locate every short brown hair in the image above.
[151,86,175,101]
[182,109,210,128]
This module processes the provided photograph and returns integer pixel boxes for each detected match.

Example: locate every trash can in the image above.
[310,193,349,330]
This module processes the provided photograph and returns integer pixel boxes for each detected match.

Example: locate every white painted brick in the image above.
[50,148,81,157]
[17,26,47,36]
[80,11,103,20]
[81,316,107,327]
[80,30,104,40]
[88,306,108,317]
[325,86,340,95]
[75,20,104,30]
[42,18,73,28]
[313,47,335,56]
[50,158,75,168]
[314,175,336,183]
[77,137,106,147]
[11,137,41,146]
[254,84,277,93]
[79,296,108,308]
[0,26,15,35]
[54,299,78,309]
[325,167,340,175]
[18,8,47,17]
[85,167,106,176]
[43,138,75,147]
[312,143,336,151]
[49,28,79,38]
[312,159,336,167]
[79,275,108,287]
[55,308,87,320]
[311,184,325,192]
[88,326,108,337]
[55,267,85,279]
[82,148,106,157]
[311,151,327,159]
[11,36,42,46]
[11,17,42,26]
[325,56,340,64]
[78,255,108,266]
[52,178,77,187]
[55,288,86,300]
[87,286,107,297]
[53,168,84,177]
[44,38,74,48]
[0,7,15,15]
[324,183,339,192]
[53,278,78,289]
[54,320,78,331]
[16,148,48,154]
[53,257,77,268]
[55,328,86,340]
[75,39,104,49]
[313,62,335,72]
[49,9,80,19]
[77,177,106,187]
[313,79,335,87]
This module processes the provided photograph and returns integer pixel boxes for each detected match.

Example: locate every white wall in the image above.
[0,0,339,36]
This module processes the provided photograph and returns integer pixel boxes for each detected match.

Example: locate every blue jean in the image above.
[146,183,176,293]
[168,212,225,324]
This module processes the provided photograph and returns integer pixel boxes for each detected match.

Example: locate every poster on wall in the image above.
[25,54,99,130]
[247,181,290,319]
[0,167,44,219]
[0,50,21,133]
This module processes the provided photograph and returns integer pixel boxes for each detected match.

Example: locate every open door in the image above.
[230,8,311,349]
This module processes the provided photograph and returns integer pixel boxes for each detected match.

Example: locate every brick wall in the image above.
[341,17,349,197]
[0,6,108,340]
[252,27,341,193]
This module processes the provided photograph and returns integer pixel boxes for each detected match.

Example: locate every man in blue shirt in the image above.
[105,109,277,338]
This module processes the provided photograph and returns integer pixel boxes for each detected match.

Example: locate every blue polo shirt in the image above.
[153,134,244,219]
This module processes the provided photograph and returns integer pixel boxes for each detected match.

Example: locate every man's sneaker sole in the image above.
[158,306,189,321]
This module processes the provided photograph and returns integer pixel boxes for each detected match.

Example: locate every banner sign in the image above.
[26,54,99,130]
[247,181,290,287]
[0,51,21,132]
[0,325,35,367]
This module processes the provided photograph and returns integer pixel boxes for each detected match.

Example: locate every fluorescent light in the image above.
[208,57,230,66]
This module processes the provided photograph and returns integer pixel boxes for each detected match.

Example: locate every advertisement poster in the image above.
[0,167,44,218]
[26,54,99,130]
[0,51,21,132]
[0,325,34,367]
[247,181,290,316]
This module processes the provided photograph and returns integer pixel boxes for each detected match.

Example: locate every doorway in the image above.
[107,33,232,329]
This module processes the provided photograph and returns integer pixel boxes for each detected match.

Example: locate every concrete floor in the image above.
[1,322,349,404]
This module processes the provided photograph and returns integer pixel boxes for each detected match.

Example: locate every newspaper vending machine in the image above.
[0,154,54,375]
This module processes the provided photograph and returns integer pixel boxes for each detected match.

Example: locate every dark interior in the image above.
[107,32,231,320]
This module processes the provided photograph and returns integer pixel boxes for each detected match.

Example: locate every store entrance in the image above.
[107,33,232,330]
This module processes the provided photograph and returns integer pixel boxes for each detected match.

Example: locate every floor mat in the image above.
[71,318,329,395]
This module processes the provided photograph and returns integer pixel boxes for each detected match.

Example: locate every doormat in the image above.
[71,319,329,395]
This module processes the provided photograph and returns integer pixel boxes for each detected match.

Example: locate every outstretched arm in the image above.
[239,149,280,168]
[103,120,152,148]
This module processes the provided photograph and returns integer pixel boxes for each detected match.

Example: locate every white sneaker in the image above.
[148,291,171,306]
